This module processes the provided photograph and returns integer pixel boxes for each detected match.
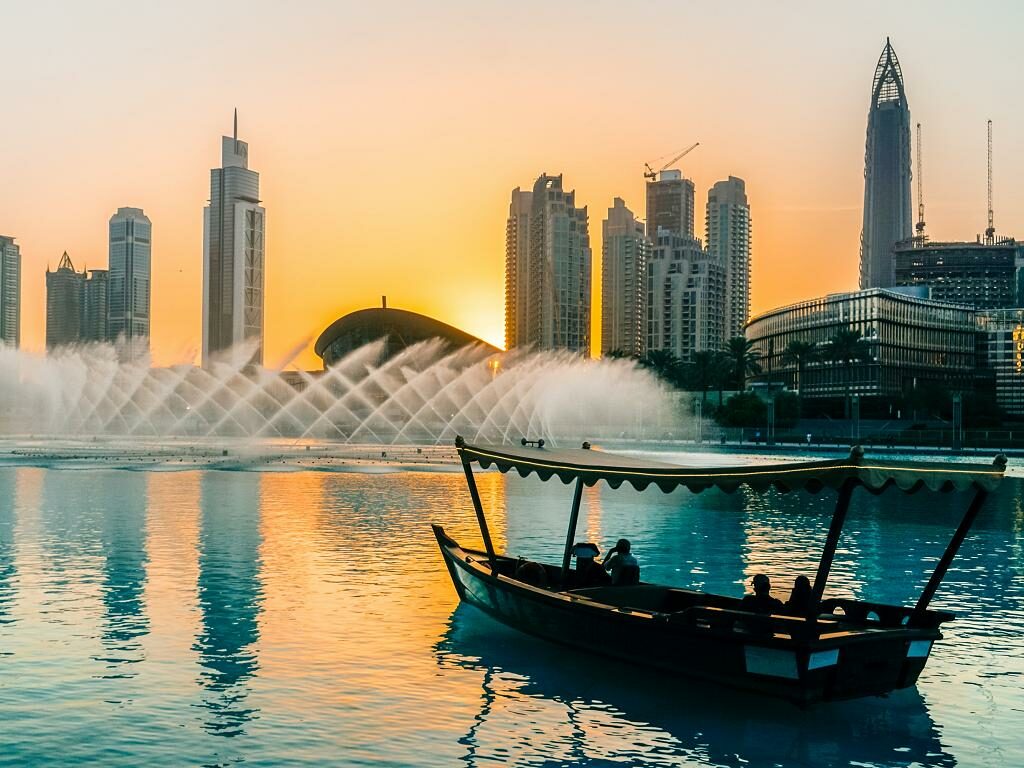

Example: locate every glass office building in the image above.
[745,288,977,402]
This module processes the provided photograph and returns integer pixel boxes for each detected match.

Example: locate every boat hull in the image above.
[434,525,942,705]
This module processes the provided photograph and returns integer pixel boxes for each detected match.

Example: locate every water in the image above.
[0,340,677,443]
[0,456,1021,767]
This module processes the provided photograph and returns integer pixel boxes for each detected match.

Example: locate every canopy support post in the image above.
[462,458,498,573]
[560,478,585,589]
[912,487,988,622]
[809,478,856,615]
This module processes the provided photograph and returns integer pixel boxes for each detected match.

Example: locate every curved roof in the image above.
[456,440,1006,496]
[314,307,498,360]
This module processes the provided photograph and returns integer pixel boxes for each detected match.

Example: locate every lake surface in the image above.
[0,456,1021,767]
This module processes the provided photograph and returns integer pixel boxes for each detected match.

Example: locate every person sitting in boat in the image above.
[602,538,640,586]
[572,542,611,587]
[740,574,784,614]
[514,560,550,589]
[785,575,814,616]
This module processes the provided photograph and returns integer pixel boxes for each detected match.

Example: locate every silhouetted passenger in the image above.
[603,538,640,586]
[740,574,784,614]
[572,542,611,588]
[514,560,550,589]
[786,575,814,615]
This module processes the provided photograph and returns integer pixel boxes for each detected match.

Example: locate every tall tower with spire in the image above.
[859,38,912,289]
[202,110,266,366]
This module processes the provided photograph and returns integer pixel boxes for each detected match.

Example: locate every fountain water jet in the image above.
[0,340,681,445]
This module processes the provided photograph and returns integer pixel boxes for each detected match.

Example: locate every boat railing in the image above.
[818,598,954,629]
[666,602,945,643]
[668,605,822,642]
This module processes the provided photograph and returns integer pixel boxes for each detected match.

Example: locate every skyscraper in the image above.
[504,187,532,350]
[108,207,152,357]
[46,252,84,349]
[646,170,695,240]
[601,197,648,357]
[524,174,591,353]
[83,269,109,343]
[0,236,20,347]
[706,177,751,340]
[860,38,912,289]
[647,229,725,362]
[203,111,266,366]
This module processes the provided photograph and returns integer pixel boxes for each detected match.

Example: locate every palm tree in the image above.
[828,329,871,418]
[690,351,717,404]
[725,337,762,393]
[711,351,734,406]
[783,340,819,417]
[642,349,682,389]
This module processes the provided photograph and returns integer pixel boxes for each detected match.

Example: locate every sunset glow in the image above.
[1,3,1022,368]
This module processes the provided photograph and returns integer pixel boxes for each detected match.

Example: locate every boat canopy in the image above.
[455,439,1006,495]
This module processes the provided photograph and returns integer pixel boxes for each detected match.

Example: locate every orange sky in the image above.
[1,2,1022,369]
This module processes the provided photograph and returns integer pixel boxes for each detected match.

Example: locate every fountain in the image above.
[0,339,680,446]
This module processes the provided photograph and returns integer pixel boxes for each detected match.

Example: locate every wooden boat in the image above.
[434,437,1006,705]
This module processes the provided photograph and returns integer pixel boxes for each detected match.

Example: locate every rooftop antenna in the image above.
[985,119,995,242]
[915,122,926,241]
[233,107,238,150]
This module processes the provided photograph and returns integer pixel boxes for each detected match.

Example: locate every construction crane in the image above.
[644,142,700,181]
[915,123,926,239]
[985,119,995,242]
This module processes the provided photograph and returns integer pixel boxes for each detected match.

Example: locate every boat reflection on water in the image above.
[436,604,954,768]
[193,473,264,737]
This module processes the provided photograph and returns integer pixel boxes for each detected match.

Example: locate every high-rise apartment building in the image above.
[0,236,21,347]
[646,170,695,240]
[601,197,649,357]
[646,228,725,362]
[706,177,751,340]
[860,38,912,289]
[504,187,532,350]
[524,174,591,353]
[108,207,151,357]
[46,252,84,349]
[83,269,109,342]
[203,111,266,366]
[46,253,112,350]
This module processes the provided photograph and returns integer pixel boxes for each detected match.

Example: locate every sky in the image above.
[2,1,1023,369]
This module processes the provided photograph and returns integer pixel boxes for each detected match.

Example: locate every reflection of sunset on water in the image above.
[0,464,1020,765]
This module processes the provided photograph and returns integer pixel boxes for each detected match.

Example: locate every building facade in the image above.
[108,207,152,357]
[504,187,532,350]
[0,235,20,347]
[646,170,695,240]
[894,237,1022,309]
[745,289,977,403]
[646,228,725,362]
[860,39,913,289]
[523,173,591,353]
[706,177,751,340]
[601,197,649,357]
[977,309,1024,416]
[203,113,266,366]
[83,269,109,343]
[46,252,84,349]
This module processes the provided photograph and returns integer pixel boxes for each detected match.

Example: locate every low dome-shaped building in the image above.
[314,302,499,368]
